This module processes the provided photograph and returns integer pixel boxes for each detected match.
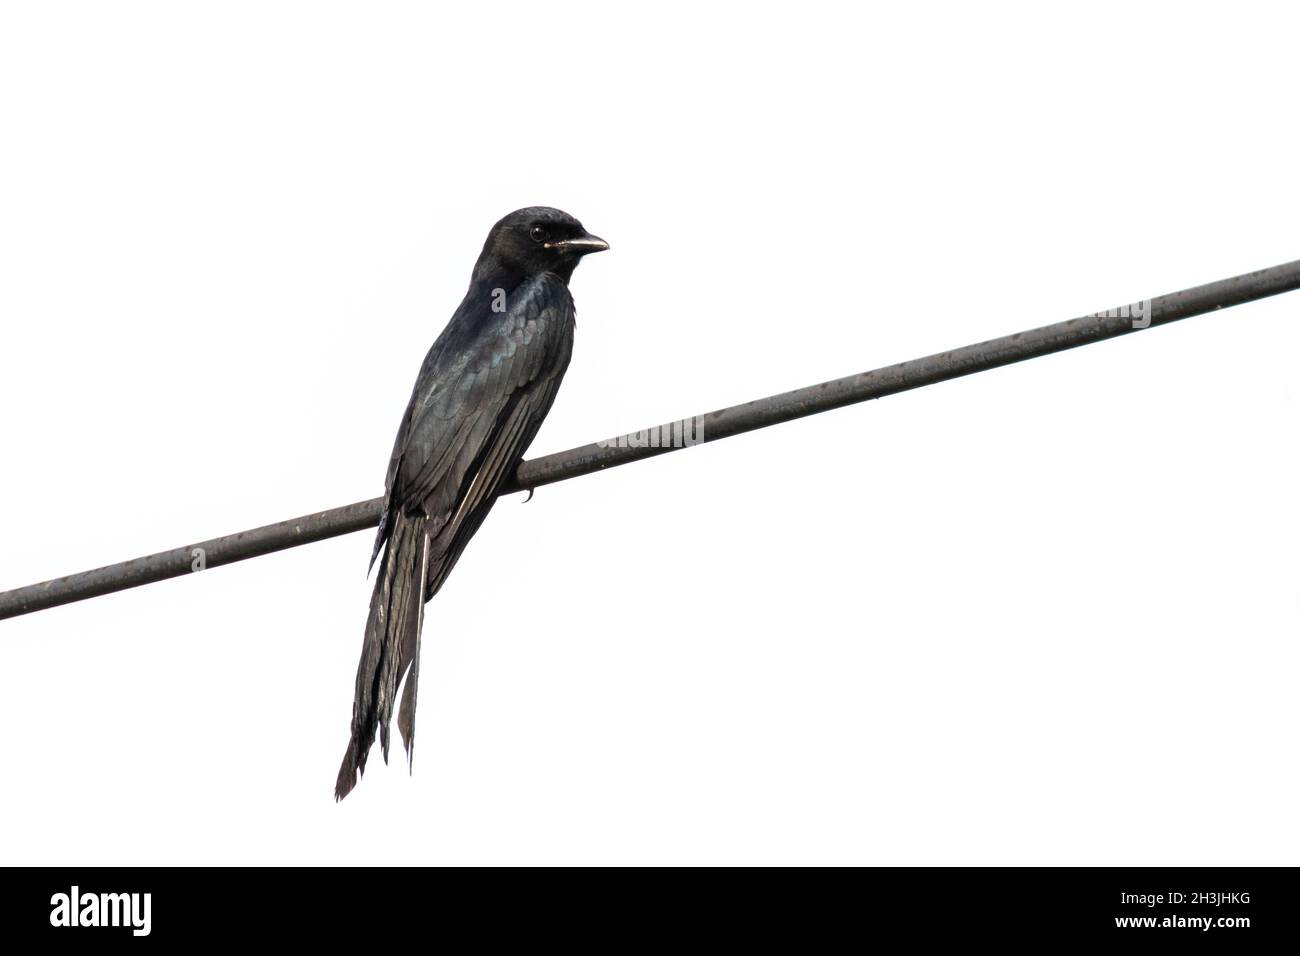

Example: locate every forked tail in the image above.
[335,513,429,800]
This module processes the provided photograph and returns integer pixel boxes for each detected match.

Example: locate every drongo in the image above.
[335,207,607,799]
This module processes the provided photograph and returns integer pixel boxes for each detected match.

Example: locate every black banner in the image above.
[2,867,1294,944]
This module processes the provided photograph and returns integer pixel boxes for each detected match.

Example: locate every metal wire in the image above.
[3,257,1298,620]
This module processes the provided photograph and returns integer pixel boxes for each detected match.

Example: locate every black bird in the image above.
[335,207,607,800]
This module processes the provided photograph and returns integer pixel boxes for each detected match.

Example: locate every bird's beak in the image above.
[545,234,610,254]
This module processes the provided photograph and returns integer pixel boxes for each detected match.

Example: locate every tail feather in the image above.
[335,513,427,800]
[397,530,431,769]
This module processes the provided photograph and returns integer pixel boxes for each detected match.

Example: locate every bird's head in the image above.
[476,206,608,282]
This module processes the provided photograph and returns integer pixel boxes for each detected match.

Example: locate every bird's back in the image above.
[385,271,575,533]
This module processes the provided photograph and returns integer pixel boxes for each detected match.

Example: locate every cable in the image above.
[2,258,1298,620]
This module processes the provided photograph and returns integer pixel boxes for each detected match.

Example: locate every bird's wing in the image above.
[393,368,568,755]
[340,275,575,790]
[383,275,573,758]
[391,273,573,539]
[422,368,566,592]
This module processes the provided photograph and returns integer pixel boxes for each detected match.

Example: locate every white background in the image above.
[2,2,1297,866]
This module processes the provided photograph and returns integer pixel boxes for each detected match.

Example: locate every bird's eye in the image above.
[530,225,548,243]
